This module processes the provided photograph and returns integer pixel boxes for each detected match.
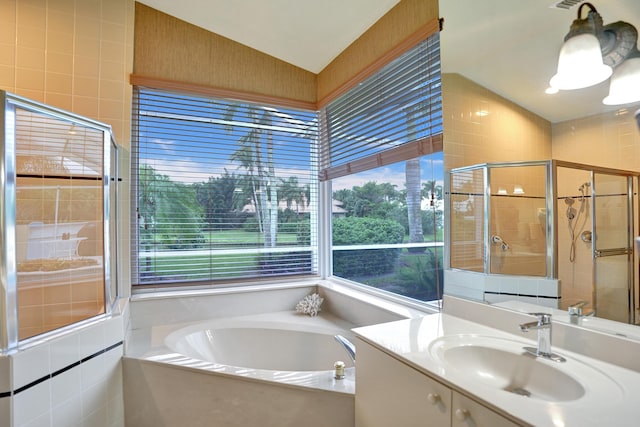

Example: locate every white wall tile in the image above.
[49,333,79,374]
[81,356,108,391]
[20,412,51,427]
[81,379,108,420]
[13,380,51,426]
[537,279,560,297]
[52,395,82,427]
[103,316,124,347]
[78,323,105,360]
[51,368,81,408]
[13,344,51,389]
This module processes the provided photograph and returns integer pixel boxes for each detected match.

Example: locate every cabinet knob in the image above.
[427,393,440,404]
[455,408,470,421]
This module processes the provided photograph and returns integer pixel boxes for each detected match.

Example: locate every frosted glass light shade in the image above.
[603,57,640,105]
[549,33,612,90]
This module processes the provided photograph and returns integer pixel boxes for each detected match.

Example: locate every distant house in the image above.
[242,199,348,217]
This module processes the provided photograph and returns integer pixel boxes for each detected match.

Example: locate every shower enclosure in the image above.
[0,91,118,351]
[447,160,638,324]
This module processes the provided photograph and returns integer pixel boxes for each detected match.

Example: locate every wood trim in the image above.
[319,133,443,181]
[130,75,318,111]
[316,19,440,109]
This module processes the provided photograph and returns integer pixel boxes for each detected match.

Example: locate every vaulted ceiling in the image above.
[139,0,640,123]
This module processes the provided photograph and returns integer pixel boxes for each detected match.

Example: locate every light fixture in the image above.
[549,2,640,105]
[603,54,640,105]
[549,3,612,90]
[513,185,525,195]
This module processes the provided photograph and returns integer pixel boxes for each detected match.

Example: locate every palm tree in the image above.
[422,180,443,205]
[279,176,303,212]
[405,109,424,251]
[227,105,278,247]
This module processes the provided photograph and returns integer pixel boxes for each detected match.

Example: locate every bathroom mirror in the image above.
[440,0,640,336]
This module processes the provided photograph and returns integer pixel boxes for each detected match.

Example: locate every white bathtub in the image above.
[124,282,433,427]
[165,319,356,372]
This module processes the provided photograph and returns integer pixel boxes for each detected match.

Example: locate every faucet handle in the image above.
[568,301,588,316]
[528,312,552,325]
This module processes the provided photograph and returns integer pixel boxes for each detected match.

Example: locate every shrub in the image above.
[332,217,404,276]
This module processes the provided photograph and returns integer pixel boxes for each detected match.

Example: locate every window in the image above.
[322,33,444,302]
[131,32,443,301]
[131,89,319,286]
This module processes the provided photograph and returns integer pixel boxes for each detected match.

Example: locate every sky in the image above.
[137,88,445,196]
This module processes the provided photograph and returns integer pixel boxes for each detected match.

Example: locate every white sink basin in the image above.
[429,335,621,402]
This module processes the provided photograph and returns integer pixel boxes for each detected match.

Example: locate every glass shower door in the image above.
[593,173,632,323]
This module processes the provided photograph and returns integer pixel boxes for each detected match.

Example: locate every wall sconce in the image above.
[549,2,640,105]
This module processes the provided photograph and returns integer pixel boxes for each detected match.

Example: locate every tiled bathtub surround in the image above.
[444,269,560,307]
[0,314,126,427]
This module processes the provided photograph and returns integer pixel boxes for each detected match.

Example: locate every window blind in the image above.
[320,32,442,180]
[131,88,319,286]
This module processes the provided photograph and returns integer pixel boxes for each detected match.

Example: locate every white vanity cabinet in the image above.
[355,338,520,427]
[451,392,519,427]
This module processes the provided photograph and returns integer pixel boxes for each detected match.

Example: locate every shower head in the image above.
[579,182,590,192]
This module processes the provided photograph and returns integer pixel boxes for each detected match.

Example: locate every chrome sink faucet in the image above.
[568,301,595,324]
[568,301,588,316]
[519,313,566,362]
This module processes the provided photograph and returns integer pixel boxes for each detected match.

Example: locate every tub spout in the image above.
[334,335,356,364]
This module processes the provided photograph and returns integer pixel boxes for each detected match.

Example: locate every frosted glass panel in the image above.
[449,168,484,272]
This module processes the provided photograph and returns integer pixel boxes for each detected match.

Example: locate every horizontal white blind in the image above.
[132,88,318,286]
[320,33,442,180]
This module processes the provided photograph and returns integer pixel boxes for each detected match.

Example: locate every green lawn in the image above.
[140,253,259,281]
[201,229,299,245]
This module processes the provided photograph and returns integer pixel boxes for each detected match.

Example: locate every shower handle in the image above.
[593,248,631,257]
[491,235,510,251]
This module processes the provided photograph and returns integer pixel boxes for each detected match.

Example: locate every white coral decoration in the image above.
[295,293,324,317]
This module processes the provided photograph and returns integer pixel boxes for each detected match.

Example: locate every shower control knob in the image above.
[427,393,440,404]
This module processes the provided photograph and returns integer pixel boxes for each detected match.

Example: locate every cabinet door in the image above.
[356,339,451,427]
[451,392,520,427]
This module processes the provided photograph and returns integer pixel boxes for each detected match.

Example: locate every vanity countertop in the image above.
[353,311,640,427]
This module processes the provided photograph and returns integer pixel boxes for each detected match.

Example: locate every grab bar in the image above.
[594,247,631,257]
[334,335,356,364]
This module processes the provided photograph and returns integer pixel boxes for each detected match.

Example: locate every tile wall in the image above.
[442,73,552,171]
[0,1,133,426]
[552,109,640,171]
[443,71,640,321]
[0,0,134,147]
[443,72,553,289]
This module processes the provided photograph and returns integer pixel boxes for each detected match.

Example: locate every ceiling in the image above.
[439,0,640,123]
[139,0,640,123]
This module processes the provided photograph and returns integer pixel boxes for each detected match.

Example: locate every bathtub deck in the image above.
[125,310,358,394]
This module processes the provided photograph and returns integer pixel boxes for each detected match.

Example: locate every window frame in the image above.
[129,27,444,298]
[130,88,320,288]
